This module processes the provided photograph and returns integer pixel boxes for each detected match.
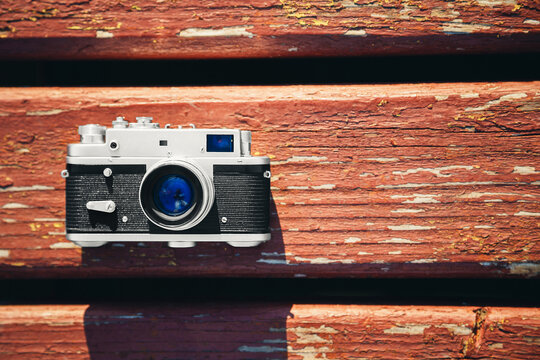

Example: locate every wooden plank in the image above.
[0,0,539,59]
[0,83,539,278]
[0,304,538,359]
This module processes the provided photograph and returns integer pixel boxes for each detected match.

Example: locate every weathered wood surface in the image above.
[0,83,539,278]
[0,304,538,359]
[1,0,539,59]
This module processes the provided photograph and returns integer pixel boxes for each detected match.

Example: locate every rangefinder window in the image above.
[207,135,233,152]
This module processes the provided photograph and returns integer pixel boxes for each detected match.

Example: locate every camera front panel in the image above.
[65,163,270,235]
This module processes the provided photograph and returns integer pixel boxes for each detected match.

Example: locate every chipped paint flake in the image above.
[294,256,354,264]
[508,263,540,277]
[344,237,361,243]
[288,47,298,52]
[311,184,335,190]
[514,211,540,217]
[379,238,420,244]
[513,166,538,175]
[408,258,437,264]
[272,156,328,165]
[391,208,425,213]
[238,345,286,353]
[442,21,491,34]
[476,0,517,5]
[178,26,255,38]
[460,93,479,99]
[524,19,540,25]
[384,324,430,335]
[438,324,472,336]
[1,203,30,209]
[344,29,367,37]
[388,251,402,255]
[465,92,527,111]
[388,225,435,231]
[0,249,10,258]
[50,242,79,249]
[377,181,532,189]
[0,185,55,192]
[26,109,66,116]
[96,30,114,38]
[256,259,295,265]
[366,157,399,163]
[393,165,473,177]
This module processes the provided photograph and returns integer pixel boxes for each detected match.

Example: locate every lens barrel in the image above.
[139,160,214,231]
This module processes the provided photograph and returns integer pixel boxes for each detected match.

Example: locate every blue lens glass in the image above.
[207,134,233,152]
[153,175,194,216]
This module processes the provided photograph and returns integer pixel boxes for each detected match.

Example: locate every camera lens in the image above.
[153,175,194,216]
[139,160,214,231]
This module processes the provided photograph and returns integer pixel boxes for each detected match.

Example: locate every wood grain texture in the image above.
[0,0,539,59]
[0,304,539,359]
[0,83,539,278]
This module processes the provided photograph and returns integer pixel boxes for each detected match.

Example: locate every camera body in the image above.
[63,117,271,248]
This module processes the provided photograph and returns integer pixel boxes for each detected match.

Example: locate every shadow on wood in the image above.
[83,303,293,360]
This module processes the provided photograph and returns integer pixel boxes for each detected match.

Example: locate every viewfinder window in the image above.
[207,135,233,152]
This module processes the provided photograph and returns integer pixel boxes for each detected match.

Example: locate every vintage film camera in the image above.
[62,117,271,248]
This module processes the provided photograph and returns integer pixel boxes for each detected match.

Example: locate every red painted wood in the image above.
[0,1,539,59]
[0,304,538,359]
[0,83,538,278]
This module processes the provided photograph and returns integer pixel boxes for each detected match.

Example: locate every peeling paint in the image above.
[256,259,294,265]
[474,225,494,229]
[442,20,491,34]
[311,184,335,190]
[294,256,354,265]
[379,238,420,244]
[384,324,430,335]
[465,92,527,111]
[287,186,309,190]
[393,165,473,178]
[391,208,425,213]
[476,0,517,5]
[366,157,399,163]
[377,181,531,189]
[512,166,538,175]
[263,339,287,344]
[388,251,402,255]
[459,191,535,199]
[272,156,328,165]
[435,95,449,101]
[0,249,10,258]
[514,211,540,217]
[388,225,435,231]
[238,345,286,353]
[344,237,362,243]
[177,26,254,38]
[26,109,66,116]
[344,29,367,37]
[408,258,437,264]
[96,30,114,38]
[357,251,373,255]
[0,185,55,192]
[1,203,30,209]
[50,242,79,249]
[288,47,298,52]
[439,324,472,336]
[508,263,540,277]
[524,19,540,25]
